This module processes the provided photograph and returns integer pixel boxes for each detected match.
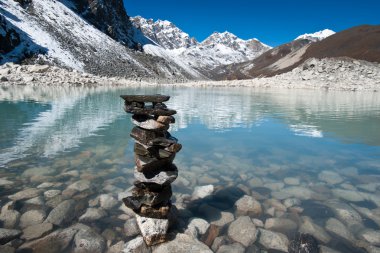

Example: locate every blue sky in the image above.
[124,0,380,47]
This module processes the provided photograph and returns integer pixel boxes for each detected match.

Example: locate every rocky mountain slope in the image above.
[0,0,204,80]
[214,25,380,80]
[131,17,271,77]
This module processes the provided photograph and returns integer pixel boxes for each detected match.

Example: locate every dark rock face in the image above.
[72,0,142,49]
[0,16,21,55]
[288,233,319,253]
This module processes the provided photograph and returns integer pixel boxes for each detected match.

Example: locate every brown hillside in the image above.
[304,25,380,62]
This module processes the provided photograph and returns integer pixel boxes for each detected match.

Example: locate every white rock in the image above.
[123,236,150,253]
[186,218,210,237]
[136,215,169,246]
[216,243,245,253]
[191,185,214,200]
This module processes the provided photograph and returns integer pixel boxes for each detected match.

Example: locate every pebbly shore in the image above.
[1,58,380,91]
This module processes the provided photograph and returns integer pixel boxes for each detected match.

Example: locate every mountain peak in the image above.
[131,16,197,49]
[295,29,335,42]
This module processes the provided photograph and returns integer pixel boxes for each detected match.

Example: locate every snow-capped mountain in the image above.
[131,16,197,49]
[295,29,335,42]
[131,17,271,76]
[0,0,203,80]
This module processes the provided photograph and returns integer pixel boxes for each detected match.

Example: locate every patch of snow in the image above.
[295,29,335,42]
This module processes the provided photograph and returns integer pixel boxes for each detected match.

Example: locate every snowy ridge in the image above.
[131,16,197,49]
[0,0,203,80]
[295,29,335,42]
[131,16,271,75]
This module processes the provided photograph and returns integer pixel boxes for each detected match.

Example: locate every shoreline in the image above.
[1,57,380,92]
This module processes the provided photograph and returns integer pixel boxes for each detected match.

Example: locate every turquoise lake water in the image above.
[1,85,380,252]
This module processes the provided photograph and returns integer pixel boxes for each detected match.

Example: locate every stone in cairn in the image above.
[120,95,182,246]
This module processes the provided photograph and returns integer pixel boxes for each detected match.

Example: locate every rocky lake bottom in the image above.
[0,85,380,253]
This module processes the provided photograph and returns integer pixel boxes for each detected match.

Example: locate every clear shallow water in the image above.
[1,85,380,252]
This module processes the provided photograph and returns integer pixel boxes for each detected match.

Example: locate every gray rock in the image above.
[284,177,300,186]
[37,182,55,189]
[325,199,363,228]
[0,245,15,253]
[0,228,22,244]
[20,209,47,228]
[325,218,355,242]
[192,185,214,200]
[99,194,118,210]
[318,170,344,185]
[235,195,262,216]
[264,218,298,232]
[22,222,54,240]
[28,65,50,73]
[358,229,380,246]
[258,228,289,252]
[211,236,228,252]
[283,198,301,208]
[319,245,342,253]
[124,218,140,237]
[22,167,55,177]
[152,233,212,253]
[19,226,78,253]
[123,236,150,253]
[79,208,107,222]
[332,189,365,202]
[25,196,45,207]
[299,216,331,244]
[272,186,316,200]
[45,199,76,226]
[135,169,178,185]
[216,243,245,253]
[73,225,106,253]
[0,209,20,229]
[44,190,62,199]
[108,241,125,253]
[212,211,235,227]
[0,178,14,186]
[8,188,41,201]
[67,180,91,192]
[136,215,169,246]
[227,216,258,247]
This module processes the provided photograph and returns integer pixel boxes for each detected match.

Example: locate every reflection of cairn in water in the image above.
[120,95,182,246]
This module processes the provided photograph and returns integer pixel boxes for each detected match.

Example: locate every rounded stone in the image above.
[20,210,47,228]
[235,195,262,216]
[227,216,258,247]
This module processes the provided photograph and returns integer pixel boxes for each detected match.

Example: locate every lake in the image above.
[1,85,380,252]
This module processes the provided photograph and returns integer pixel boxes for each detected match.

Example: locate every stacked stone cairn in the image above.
[120,94,182,246]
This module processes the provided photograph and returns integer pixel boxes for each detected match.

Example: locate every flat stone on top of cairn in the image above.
[120,94,182,246]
